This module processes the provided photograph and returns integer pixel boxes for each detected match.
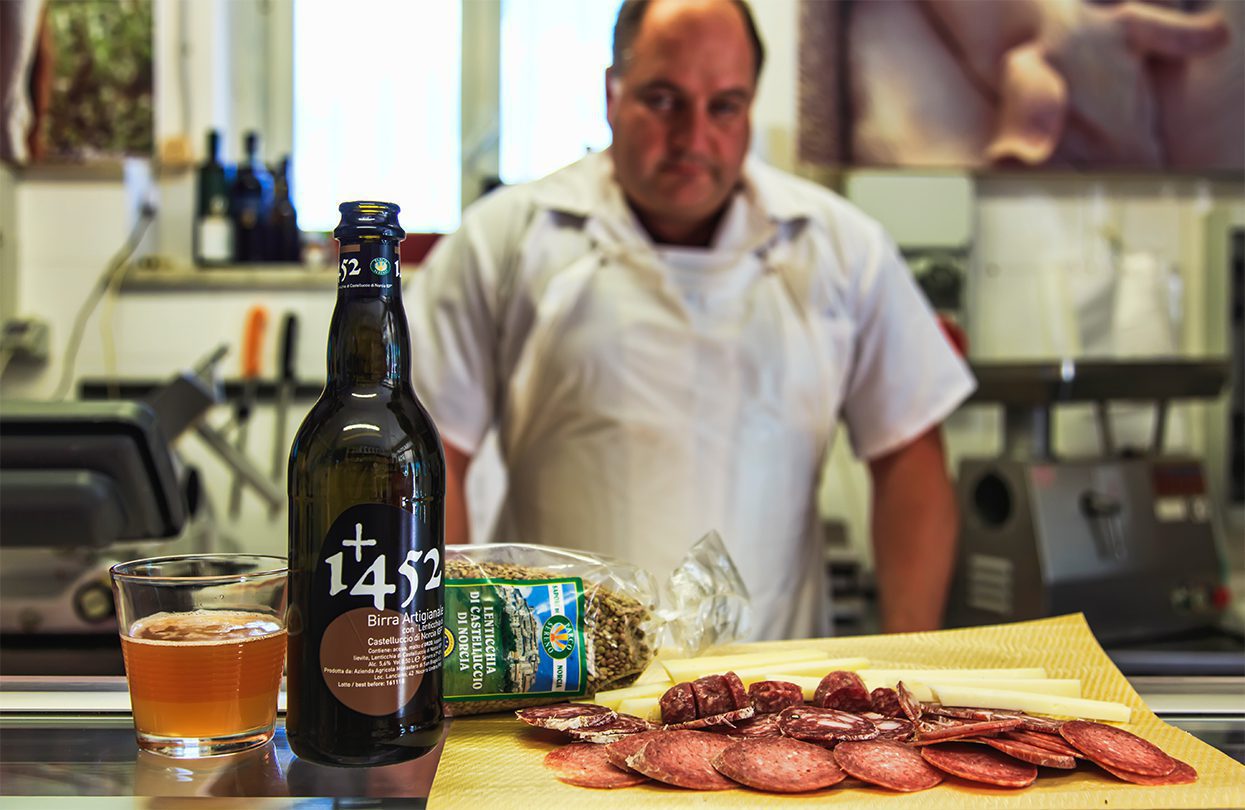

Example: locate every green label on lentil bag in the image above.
[442,577,587,701]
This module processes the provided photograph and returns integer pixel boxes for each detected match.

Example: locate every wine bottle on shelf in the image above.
[193,130,233,267]
[230,131,273,263]
[265,156,302,263]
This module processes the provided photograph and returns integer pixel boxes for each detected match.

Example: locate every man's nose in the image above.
[670,104,712,153]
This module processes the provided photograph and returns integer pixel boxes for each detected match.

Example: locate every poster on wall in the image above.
[798,0,1244,172]
[0,0,153,166]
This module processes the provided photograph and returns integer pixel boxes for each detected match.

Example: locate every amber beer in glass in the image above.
[286,201,445,766]
[110,554,288,758]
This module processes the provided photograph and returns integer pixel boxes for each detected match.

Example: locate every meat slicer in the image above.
[946,359,1231,646]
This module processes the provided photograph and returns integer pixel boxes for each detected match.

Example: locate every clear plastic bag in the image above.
[443,531,749,715]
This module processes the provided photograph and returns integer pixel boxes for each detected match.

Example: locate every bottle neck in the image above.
[326,238,409,389]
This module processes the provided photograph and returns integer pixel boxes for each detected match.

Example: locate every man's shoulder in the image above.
[463,153,608,229]
[746,158,882,238]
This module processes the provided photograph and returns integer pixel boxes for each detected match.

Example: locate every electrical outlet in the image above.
[1,317,50,364]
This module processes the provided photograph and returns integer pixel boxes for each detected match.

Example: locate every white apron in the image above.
[492,197,851,640]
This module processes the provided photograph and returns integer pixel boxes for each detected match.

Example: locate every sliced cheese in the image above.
[864,677,1081,700]
[617,696,662,723]
[928,683,1131,723]
[660,648,832,683]
[633,658,674,686]
[732,658,870,687]
[589,681,672,710]
[856,667,1047,682]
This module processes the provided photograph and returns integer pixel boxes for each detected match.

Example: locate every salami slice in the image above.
[896,682,923,723]
[667,706,755,730]
[722,671,750,710]
[921,741,1038,788]
[748,680,805,714]
[566,713,657,744]
[1060,720,1177,777]
[913,718,1023,744]
[516,703,616,732]
[544,743,650,789]
[712,737,847,793]
[979,736,1077,769]
[814,670,872,712]
[779,706,879,743]
[870,687,903,717]
[624,730,737,790]
[691,674,734,718]
[833,739,944,792]
[927,705,1064,734]
[722,713,783,738]
[1097,758,1198,785]
[604,730,666,771]
[1003,729,1084,759]
[659,682,698,725]
[866,715,915,741]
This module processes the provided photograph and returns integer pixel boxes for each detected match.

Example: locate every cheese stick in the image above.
[617,696,662,723]
[864,678,1082,700]
[855,667,1047,682]
[660,649,834,682]
[731,658,870,687]
[588,681,672,710]
[928,683,1131,723]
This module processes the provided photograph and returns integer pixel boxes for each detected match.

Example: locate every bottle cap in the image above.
[334,201,405,241]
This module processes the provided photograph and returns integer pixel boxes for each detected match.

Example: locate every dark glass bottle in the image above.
[286,201,445,767]
[230,131,273,263]
[265,156,301,263]
[193,130,233,266]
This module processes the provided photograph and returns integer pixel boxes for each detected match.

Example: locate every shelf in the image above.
[118,265,338,292]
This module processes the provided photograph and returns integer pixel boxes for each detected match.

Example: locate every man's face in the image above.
[606,0,756,242]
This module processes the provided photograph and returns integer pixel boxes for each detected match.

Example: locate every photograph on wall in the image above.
[798,0,1244,172]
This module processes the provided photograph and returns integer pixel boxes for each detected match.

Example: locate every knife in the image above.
[229,305,268,519]
[269,313,298,517]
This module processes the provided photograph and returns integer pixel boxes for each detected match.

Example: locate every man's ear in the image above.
[605,66,620,128]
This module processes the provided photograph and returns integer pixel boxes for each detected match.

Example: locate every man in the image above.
[409,0,975,640]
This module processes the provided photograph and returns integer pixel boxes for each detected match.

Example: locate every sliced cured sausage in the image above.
[748,680,805,714]
[722,713,783,738]
[1003,729,1084,759]
[927,705,1063,734]
[516,703,616,732]
[1060,720,1178,777]
[604,730,666,771]
[862,714,915,741]
[870,687,903,717]
[566,713,657,744]
[896,682,923,722]
[659,682,697,725]
[833,739,943,792]
[979,736,1077,769]
[722,671,750,710]
[920,741,1038,788]
[544,743,649,789]
[814,670,872,712]
[666,706,756,730]
[624,730,737,790]
[691,675,734,718]
[779,706,879,743]
[1096,758,1198,785]
[712,737,847,793]
[913,718,1023,744]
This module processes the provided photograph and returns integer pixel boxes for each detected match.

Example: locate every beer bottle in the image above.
[193,129,233,266]
[286,201,445,766]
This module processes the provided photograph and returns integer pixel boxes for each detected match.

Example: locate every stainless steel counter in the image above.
[1,676,1242,807]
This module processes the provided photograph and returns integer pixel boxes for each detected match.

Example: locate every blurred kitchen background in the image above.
[0,0,1241,676]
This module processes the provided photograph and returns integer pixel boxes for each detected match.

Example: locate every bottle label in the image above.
[339,243,400,291]
[312,503,444,717]
[442,577,587,701]
[196,216,233,263]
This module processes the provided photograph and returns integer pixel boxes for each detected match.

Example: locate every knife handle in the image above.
[280,313,299,383]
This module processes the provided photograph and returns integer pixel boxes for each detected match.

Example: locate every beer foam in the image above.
[129,610,283,643]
